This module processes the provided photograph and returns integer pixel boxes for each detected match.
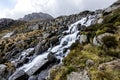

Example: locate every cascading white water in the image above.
[19,15,96,73]
[2,31,14,39]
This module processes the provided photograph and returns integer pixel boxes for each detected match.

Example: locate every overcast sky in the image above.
[0,0,117,19]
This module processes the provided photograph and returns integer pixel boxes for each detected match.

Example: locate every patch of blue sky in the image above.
[0,0,15,9]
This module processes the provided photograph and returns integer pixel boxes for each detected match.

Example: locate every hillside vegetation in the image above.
[49,7,120,80]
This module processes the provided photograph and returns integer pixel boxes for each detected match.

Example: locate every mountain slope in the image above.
[0,1,120,80]
[49,1,120,80]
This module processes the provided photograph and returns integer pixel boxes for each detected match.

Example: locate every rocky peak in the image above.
[111,0,120,7]
[19,12,54,22]
[104,0,120,13]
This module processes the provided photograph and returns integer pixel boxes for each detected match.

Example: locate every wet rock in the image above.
[62,41,68,46]
[67,70,90,80]
[9,70,29,80]
[93,33,113,46]
[37,69,49,80]
[47,53,57,62]
[28,75,38,80]
[0,64,7,75]
[50,36,59,46]
[26,53,58,76]
[0,76,6,80]
[77,23,81,30]
[15,58,29,68]
[35,40,48,55]
[79,34,88,44]
[26,59,48,76]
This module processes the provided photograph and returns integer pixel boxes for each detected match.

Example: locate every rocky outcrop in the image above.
[35,40,50,55]
[19,12,54,21]
[0,18,14,29]
[104,0,120,15]
[93,33,113,46]
[27,24,40,31]
[98,59,120,70]
[67,70,90,80]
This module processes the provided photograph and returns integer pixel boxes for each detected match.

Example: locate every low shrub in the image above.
[102,36,118,48]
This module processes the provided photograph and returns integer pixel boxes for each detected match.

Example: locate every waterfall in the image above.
[19,15,96,73]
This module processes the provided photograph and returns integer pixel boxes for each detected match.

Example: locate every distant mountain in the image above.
[19,12,54,21]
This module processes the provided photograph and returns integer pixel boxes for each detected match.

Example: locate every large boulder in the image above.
[28,76,38,80]
[98,59,120,70]
[35,40,50,55]
[42,32,50,39]
[28,24,40,31]
[50,36,59,46]
[77,23,86,31]
[97,18,103,24]
[8,70,29,80]
[0,64,7,75]
[67,70,90,80]
[37,69,49,80]
[79,34,88,44]
[93,33,113,46]
[47,53,58,62]
[25,53,58,76]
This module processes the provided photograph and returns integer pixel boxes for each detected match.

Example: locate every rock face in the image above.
[20,12,54,21]
[0,18,14,29]
[67,70,90,80]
